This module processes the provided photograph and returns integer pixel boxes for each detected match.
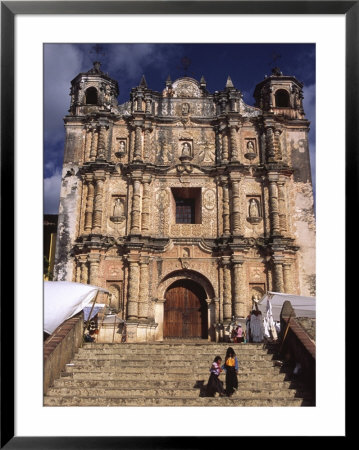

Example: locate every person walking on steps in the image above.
[222,347,238,397]
[205,356,225,397]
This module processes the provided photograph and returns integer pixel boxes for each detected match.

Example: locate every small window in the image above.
[85,87,98,105]
[171,188,202,224]
[176,199,195,224]
[275,89,290,107]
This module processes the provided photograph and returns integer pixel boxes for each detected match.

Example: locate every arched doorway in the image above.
[164,279,208,339]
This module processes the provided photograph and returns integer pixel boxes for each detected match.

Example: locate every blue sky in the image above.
[44,43,315,214]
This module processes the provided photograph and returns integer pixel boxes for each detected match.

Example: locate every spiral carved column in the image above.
[134,126,143,161]
[230,125,239,161]
[84,175,94,233]
[141,178,151,234]
[92,173,105,233]
[283,263,292,293]
[89,127,98,161]
[268,177,280,236]
[265,126,275,161]
[273,261,284,293]
[131,178,142,234]
[222,258,232,322]
[231,179,241,235]
[278,181,288,233]
[138,258,150,321]
[97,125,107,160]
[221,130,229,162]
[232,258,247,318]
[88,254,100,286]
[127,260,140,320]
[222,181,230,236]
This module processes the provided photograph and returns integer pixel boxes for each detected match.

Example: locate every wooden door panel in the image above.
[164,281,207,339]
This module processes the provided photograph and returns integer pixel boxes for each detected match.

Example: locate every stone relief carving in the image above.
[173,80,201,98]
[203,189,216,210]
[199,143,215,163]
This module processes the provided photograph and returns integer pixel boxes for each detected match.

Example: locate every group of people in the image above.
[206,347,238,397]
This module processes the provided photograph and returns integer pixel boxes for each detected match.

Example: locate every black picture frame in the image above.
[1,1,352,447]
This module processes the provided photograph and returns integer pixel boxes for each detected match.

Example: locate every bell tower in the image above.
[253,67,305,119]
[69,61,119,115]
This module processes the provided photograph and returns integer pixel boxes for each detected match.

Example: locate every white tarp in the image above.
[44,281,109,334]
[257,291,316,322]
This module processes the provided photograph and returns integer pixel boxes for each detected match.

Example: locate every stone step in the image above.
[63,363,282,373]
[46,386,301,399]
[53,378,294,390]
[82,343,265,350]
[43,395,308,407]
[61,371,287,382]
[74,352,273,360]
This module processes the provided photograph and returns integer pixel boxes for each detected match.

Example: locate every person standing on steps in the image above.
[205,356,225,397]
[222,347,239,397]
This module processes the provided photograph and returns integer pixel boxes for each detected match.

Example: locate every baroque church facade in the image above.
[53,62,316,342]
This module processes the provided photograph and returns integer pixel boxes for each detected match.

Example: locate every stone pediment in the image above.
[165,77,203,98]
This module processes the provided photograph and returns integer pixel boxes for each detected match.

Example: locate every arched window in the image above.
[85,87,98,105]
[275,89,290,107]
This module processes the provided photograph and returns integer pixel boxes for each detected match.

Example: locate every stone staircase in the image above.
[44,341,313,406]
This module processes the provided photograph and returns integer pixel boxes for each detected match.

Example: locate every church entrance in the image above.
[163,279,208,339]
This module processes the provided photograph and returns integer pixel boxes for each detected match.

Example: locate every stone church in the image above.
[53,62,316,342]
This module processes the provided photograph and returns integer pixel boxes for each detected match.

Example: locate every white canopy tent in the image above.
[44,281,109,335]
[257,291,316,322]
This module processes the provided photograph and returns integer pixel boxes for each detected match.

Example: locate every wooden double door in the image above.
[164,280,208,339]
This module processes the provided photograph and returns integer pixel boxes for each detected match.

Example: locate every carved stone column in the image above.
[138,258,150,321]
[97,125,108,160]
[143,127,152,161]
[92,172,105,233]
[131,177,142,234]
[232,258,247,318]
[88,254,100,286]
[213,297,220,325]
[145,98,152,114]
[230,125,239,161]
[84,175,94,233]
[278,181,288,233]
[222,258,232,322]
[265,126,275,161]
[127,259,140,320]
[230,178,241,235]
[221,129,229,162]
[274,129,282,160]
[283,263,292,293]
[273,260,284,292]
[133,126,143,161]
[141,177,151,234]
[268,175,280,236]
[89,127,98,161]
[221,180,230,236]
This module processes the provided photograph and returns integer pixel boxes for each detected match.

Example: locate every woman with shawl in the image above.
[206,356,225,397]
[250,310,264,342]
[222,347,239,397]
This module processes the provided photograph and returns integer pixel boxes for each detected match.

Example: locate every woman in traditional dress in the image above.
[250,310,264,342]
[222,347,239,397]
[206,356,225,397]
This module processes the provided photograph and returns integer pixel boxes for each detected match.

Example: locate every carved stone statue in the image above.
[181,142,191,157]
[249,199,259,217]
[119,141,126,152]
[113,198,124,217]
[247,141,255,152]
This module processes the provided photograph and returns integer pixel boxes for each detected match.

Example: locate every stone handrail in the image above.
[43,312,84,395]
